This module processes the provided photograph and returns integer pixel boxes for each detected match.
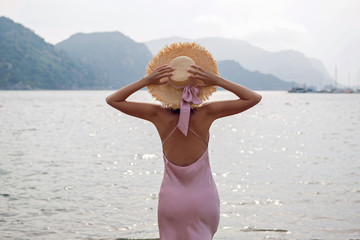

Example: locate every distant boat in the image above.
[288,86,359,93]
[288,87,306,93]
[288,87,315,93]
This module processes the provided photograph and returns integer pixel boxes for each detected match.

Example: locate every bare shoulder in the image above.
[152,107,178,135]
[189,105,213,132]
[197,96,261,121]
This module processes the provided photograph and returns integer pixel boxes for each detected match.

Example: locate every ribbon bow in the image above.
[177,83,202,136]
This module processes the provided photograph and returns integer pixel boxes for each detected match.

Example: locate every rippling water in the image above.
[0,90,359,240]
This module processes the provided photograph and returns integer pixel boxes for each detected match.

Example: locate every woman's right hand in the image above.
[145,65,174,86]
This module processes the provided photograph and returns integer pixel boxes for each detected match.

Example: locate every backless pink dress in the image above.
[158,126,220,240]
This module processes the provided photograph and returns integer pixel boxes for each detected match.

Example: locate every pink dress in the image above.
[158,126,220,240]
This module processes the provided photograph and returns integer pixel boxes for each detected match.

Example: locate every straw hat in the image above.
[146,42,218,109]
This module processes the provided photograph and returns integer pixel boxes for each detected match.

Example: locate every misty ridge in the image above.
[0,16,331,90]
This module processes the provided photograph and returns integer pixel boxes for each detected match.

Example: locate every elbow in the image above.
[105,96,111,105]
[106,95,114,106]
[256,93,262,104]
[106,95,126,110]
[251,93,262,105]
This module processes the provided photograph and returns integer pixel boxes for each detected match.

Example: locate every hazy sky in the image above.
[1,0,359,86]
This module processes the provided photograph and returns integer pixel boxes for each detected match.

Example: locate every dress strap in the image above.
[162,126,209,146]
[162,125,178,146]
[189,127,209,145]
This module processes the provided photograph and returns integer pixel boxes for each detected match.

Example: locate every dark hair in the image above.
[167,108,196,114]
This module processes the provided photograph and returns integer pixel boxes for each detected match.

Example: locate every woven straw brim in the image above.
[146,42,218,109]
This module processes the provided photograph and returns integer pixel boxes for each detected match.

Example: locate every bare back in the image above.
[154,106,212,167]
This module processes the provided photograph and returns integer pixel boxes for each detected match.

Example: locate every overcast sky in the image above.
[1,0,359,86]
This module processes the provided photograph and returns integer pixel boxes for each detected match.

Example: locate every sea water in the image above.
[0,90,359,240]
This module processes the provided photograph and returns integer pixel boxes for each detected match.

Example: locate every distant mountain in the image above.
[218,60,297,90]
[0,16,315,90]
[56,32,152,89]
[0,17,153,90]
[145,37,332,87]
[0,16,95,89]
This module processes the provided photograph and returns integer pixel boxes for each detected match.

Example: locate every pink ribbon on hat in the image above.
[170,81,202,136]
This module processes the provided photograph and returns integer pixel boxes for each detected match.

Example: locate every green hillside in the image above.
[0,17,95,89]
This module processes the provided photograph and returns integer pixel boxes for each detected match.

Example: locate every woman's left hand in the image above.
[187,65,221,87]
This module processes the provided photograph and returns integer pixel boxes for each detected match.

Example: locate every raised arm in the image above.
[106,65,174,122]
[188,65,262,121]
